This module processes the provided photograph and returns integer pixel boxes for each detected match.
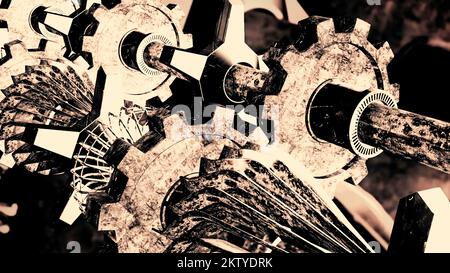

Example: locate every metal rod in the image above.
[223,63,280,102]
[358,102,450,173]
[144,42,284,103]
[143,42,191,82]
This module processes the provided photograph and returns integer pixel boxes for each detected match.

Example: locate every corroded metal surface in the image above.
[83,1,192,104]
[161,146,373,253]
[99,117,374,252]
[223,63,285,103]
[262,17,399,190]
[98,112,264,252]
[359,103,450,173]
[0,48,94,174]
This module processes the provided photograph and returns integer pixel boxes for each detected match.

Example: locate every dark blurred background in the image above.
[0,0,449,252]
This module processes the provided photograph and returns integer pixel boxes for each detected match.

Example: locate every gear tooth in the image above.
[73,55,91,71]
[376,41,399,101]
[353,19,371,38]
[92,6,109,22]
[20,36,38,50]
[0,9,7,18]
[345,159,369,186]
[99,203,133,242]
[83,0,193,103]
[0,28,9,45]
[316,19,335,43]
[7,41,28,57]
[377,41,395,63]
[180,33,193,49]
[38,169,51,176]
[156,86,173,103]
[85,0,101,9]
[0,0,73,56]
[247,127,270,146]
[0,153,16,168]
[167,3,184,22]
[163,114,192,141]
[212,106,235,125]
[24,162,39,172]
[12,152,29,165]
[257,55,270,72]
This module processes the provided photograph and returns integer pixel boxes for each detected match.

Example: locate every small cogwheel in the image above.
[82,0,193,105]
[0,0,76,54]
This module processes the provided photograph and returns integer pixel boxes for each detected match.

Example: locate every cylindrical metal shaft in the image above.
[144,41,285,104]
[143,41,191,82]
[308,82,450,173]
[358,102,450,173]
[223,63,284,102]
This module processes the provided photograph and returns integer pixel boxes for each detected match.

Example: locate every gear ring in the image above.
[262,17,400,193]
[82,1,193,104]
[98,107,269,252]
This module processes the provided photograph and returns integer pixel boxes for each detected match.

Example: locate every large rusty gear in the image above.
[96,110,374,253]
[82,0,193,105]
[262,17,400,195]
[94,17,403,251]
[69,102,154,218]
[97,108,269,252]
[0,0,76,54]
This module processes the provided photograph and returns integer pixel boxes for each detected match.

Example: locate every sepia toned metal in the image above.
[142,15,449,191]
[243,0,308,24]
[144,43,285,103]
[261,17,400,190]
[99,113,373,253]
[0,0,75,51]
[223,63,286,103]
[0,0,448,255]
[306,81,449,173]
[358,103,450,174]
[99,114,247,252]
[81,0,193,104]
[144,0,269,105]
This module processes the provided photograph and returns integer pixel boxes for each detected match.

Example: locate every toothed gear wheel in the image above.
[0,42,96,174]
[83,0,193,105]
[0,0,75,51]
[98,108,269,252]
[70,102,153,214]
[0,42,42,168]
[262,17,400,193]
